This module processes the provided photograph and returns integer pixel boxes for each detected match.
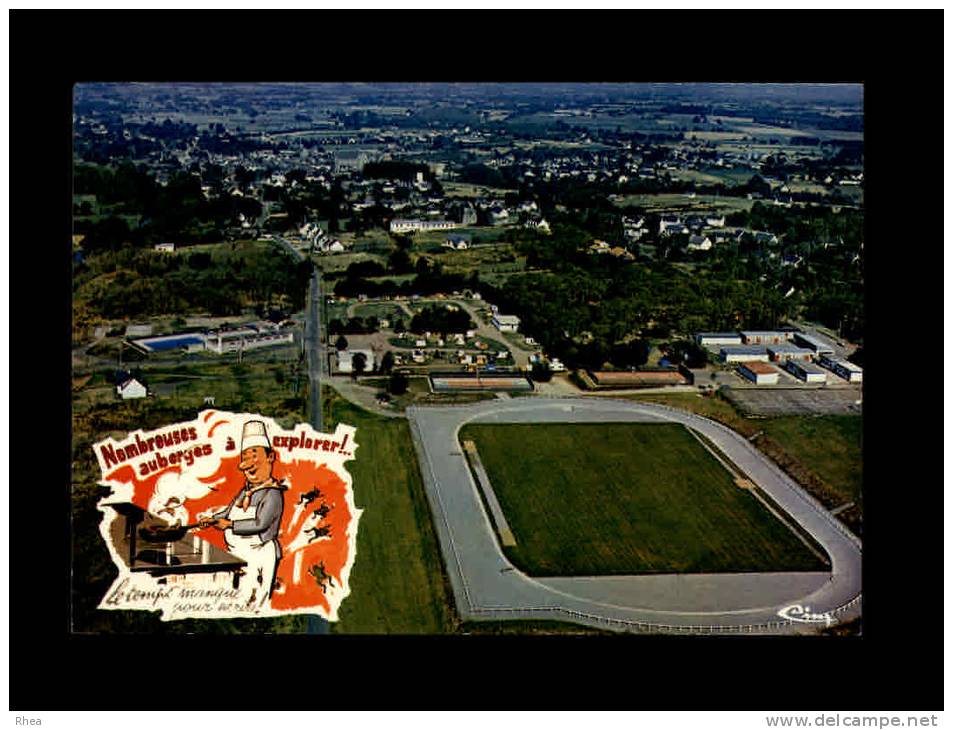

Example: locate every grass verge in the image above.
[323,387,456,633]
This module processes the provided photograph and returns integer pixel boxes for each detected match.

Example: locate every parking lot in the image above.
[722,385,863,416]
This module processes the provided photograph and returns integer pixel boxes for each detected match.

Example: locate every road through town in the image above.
[306,269,324,431]
[407,397,862,634]
[305,267,330,634]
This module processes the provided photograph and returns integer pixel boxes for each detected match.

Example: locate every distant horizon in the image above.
[75,82,863,107]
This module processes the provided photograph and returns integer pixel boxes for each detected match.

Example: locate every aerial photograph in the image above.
[71,81,864,637]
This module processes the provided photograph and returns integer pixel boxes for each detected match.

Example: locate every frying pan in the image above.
[138,521,205,543]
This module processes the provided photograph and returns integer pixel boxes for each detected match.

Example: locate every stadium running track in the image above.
[406,397,862,635]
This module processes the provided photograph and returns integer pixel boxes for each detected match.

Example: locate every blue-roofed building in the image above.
[719,345,770,363]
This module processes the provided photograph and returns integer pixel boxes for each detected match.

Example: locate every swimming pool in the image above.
[135,335,206,352]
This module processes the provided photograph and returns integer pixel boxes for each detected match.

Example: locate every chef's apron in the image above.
[223,497,278,611]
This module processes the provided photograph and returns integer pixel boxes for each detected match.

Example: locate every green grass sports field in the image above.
[460,422,827,576]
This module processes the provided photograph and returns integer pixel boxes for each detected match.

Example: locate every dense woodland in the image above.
[73,243,312,320]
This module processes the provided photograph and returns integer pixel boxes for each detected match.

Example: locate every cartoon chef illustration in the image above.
[200,420,287,610]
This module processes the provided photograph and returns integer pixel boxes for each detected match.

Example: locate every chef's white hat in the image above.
[241,420,271,451]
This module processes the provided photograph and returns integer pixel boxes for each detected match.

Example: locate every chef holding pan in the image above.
[200,420,287,610]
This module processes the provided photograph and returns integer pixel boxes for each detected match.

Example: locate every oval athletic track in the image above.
[406,397,862,635]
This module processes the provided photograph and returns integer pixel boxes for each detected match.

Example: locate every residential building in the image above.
[117,376,148,400]
[489,206,510,225]
[687,235,713,251]
[444,233,471,250]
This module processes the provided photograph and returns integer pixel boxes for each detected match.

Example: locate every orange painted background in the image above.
[105,446,355,616]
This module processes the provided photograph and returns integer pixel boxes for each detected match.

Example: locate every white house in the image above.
[117,377,148,400]
[687,235,713,251]
[444,233,471,250]
[154,242,176,253]
[525,216,550,233]
[659,217,689,236]
[489,206,509,225]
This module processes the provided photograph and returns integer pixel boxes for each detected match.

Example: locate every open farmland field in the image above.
[350,302,407,321]
[316,251,389,275]
[669,168,743,186]
[423,243,526,275]
[460,422,827,576]
[410,226,509,250]
[727,121,813,139]
[442,182,517,197]
[685,131,748,142]
[611,193,754,213]
[339,229,393,253]
[512,139,614,152]
[73,358,307,427]
[322,388,455,633]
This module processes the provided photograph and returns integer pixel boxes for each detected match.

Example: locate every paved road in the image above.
[305,268,330,634]
[454,299,537,368]
[276,235,306,263]
[406,397,862,634]
[306,269,325,431]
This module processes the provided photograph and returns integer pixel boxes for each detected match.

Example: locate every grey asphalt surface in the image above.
[306,269,324,432]
[305,268,330,634]
[275,234,307,263]
[407,397,862,634]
